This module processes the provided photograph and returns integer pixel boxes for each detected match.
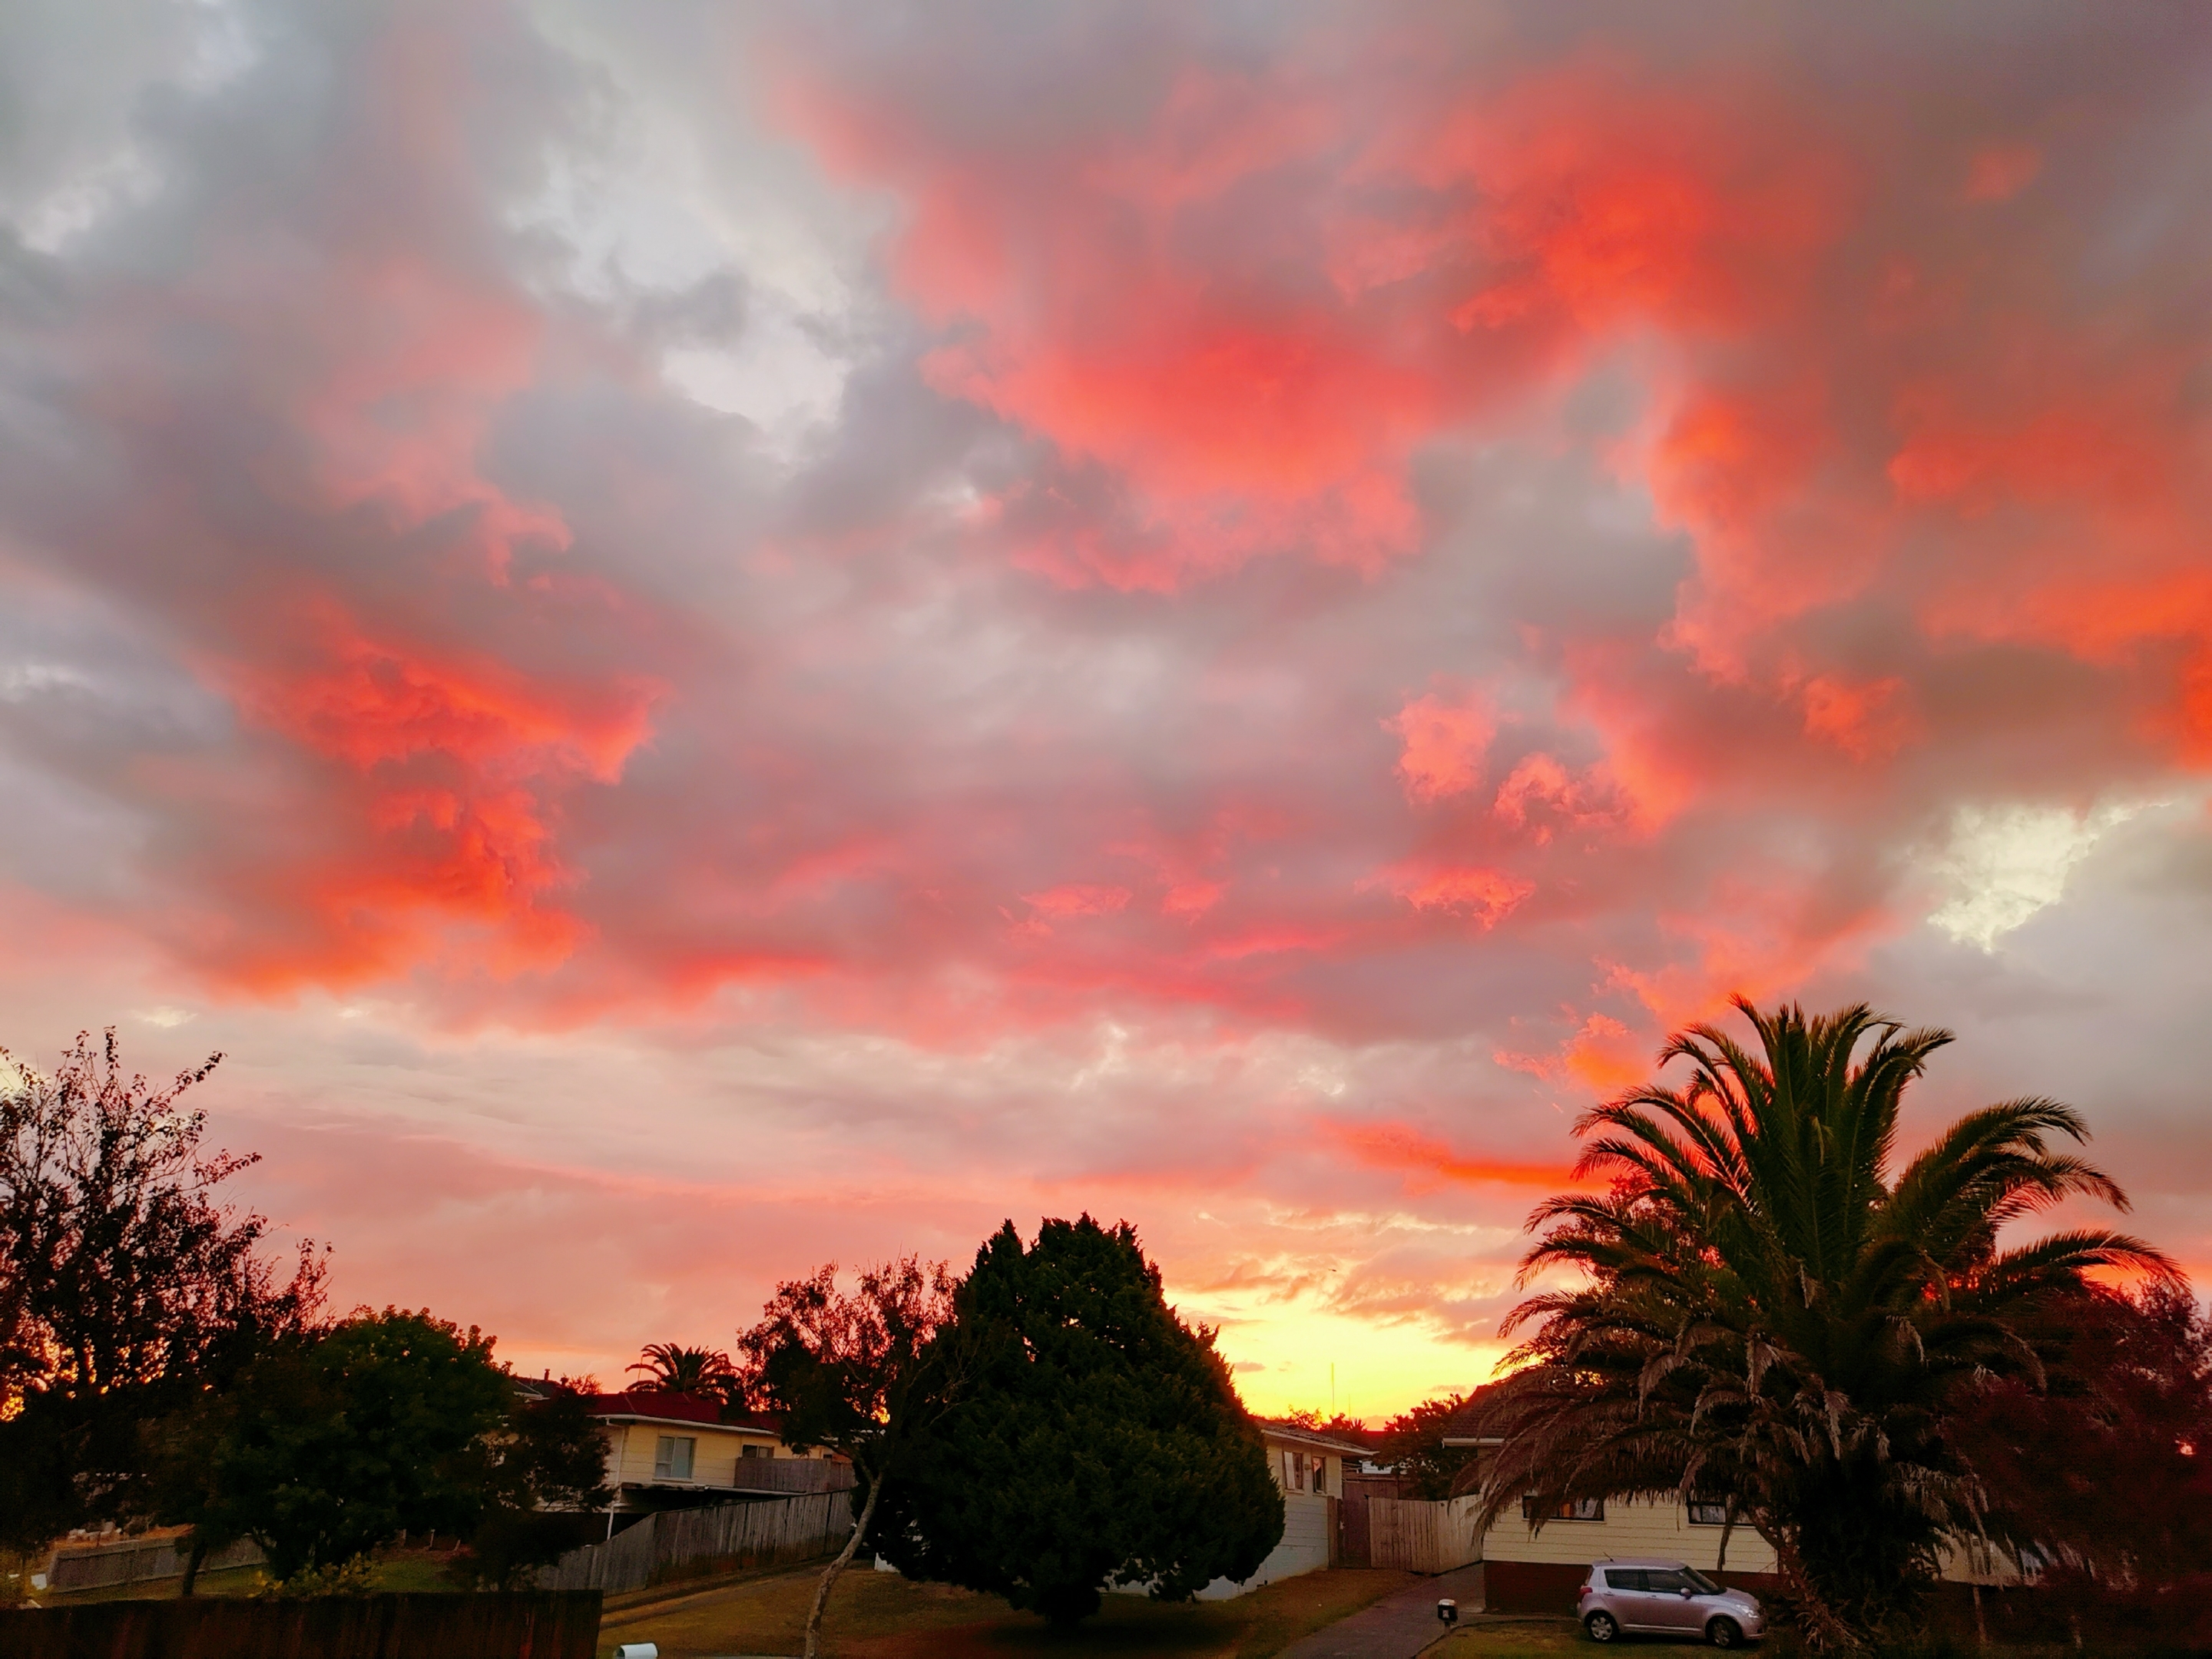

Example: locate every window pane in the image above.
[671,1437,695,1479]
[1606,1570,1647,1591]
[1646,1571,1689,1593]
[654,1435,676,1478]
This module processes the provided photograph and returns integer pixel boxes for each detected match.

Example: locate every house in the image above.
[1439,1399,2033,1614]
[1095,1419,1367,1601]
[1438,1396,1781,1608]
[551,1386,852,1518]
[1192,1421,1367,1598]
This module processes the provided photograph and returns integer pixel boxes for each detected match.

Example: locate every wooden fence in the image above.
[729,1458,855,1497]
[45,1535,263,1593]
[538,1494,854,1594]
[1364,1496,1483,1575]
[0,1591,599,1659]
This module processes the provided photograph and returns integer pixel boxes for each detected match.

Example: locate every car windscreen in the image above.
[1683,1568,1721,1594]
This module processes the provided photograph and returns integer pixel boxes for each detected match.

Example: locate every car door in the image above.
[1602,1568,1657,1629]
[1640,1569,1704,1633]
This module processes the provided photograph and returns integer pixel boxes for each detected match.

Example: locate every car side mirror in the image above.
[1680,1588,1693,1598]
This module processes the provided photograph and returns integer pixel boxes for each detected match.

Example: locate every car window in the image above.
[1644,1570,1690,1593]
[1604,1568,1647,1591]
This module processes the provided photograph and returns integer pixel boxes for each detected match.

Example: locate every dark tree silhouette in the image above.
[737,1257,964,1659]
[1375,1393,1477,1500]
[0,1030,323,1549]
[1952,1283,2212,1651]
[869,1217,1283,1628]
[159,1308,515,1581]
[627,1342,744,1404]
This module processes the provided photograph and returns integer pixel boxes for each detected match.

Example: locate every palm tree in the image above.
[628,1343,743,1404]
[1469,998,2174,1652]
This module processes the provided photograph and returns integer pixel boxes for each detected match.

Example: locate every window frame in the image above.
[653,1434,697,1481]
[1521,1495,1606,1522]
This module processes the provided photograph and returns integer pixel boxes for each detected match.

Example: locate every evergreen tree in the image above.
[873,1217,1281,1625]
[161,1308,513,1581]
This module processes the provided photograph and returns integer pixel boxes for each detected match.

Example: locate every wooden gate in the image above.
[1366,1496,1482,1574]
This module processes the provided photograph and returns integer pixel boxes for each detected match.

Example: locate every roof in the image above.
[578,1388,781,1435]
[1438,1384,1505,1446]
[1258,1420,1371,1457]
[1593,1558,1699,1570]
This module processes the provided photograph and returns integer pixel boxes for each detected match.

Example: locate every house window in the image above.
[1687,1498,1730,1525]
[741,1444,770,1460]
[654,1435,697,1480]
[1521,1495,1604,1522]
[1313,1458,1328,1495]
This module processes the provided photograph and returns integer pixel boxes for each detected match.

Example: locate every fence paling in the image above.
[1366,1496,1483,1575]
[729,1459,855,1495]
[46,1535,263,1591]
[538,1492,855,1594]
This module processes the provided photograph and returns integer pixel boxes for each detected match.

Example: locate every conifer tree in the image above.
[873,1217,1282,1625]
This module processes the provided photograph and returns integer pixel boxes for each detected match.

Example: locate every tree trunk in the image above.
[804,1474,884,1659]
[179,1533,210,1597]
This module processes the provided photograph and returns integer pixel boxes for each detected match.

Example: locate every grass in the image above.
[1435,1621,1590,1658]
[29,1547,457,1605]
[1437,1624,2119,1659]
[596,1564,1419,1659]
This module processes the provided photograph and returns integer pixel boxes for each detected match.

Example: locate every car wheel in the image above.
[1706,1616,1742,1648]
[1584,1611,1620,1643]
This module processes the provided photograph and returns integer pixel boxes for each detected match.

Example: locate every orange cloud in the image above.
[1389,690,1495,801]
[203,600,659,988]
[1377,864,1533,928]
[1963,142,2042,204]
[1022,883,1134,919]
[1800,675,1916,761]
[1325,1120,1575,1191]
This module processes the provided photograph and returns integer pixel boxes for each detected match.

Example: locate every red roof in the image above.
[579,1389,780,1433]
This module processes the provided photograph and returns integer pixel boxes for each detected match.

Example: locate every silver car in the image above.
[1577,1558,1765,1647]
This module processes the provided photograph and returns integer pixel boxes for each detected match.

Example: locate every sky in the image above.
[2,0,2210,1421]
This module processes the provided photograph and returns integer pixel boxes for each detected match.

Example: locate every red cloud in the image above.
[1324,1120,1574,1191]
[190,601,658,988]
[1389,690,1495,802]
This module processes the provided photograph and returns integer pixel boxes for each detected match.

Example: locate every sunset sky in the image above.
[3,0,2209,1419]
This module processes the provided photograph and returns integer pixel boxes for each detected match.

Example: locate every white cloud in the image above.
[1927,800,2142,952]
[0,661,95,701]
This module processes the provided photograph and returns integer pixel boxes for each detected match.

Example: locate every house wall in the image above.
[1261,1440,1346,1498]
[601,1421,789,1493]
[1482,1497,1781,1575]
[1111,1479,1342,1603]
[1482,1500,2028,1594]
[1192,1493,1337,1601]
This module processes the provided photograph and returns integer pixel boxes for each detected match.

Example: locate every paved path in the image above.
[1277,1564,1488,1659]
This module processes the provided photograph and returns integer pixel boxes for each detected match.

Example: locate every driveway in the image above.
[1275,1564,1488,1659]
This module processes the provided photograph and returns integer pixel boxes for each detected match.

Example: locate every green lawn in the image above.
[31,1547,455,1605]
[1435,1621,1590,1658]
[597,1565,1418,1659]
